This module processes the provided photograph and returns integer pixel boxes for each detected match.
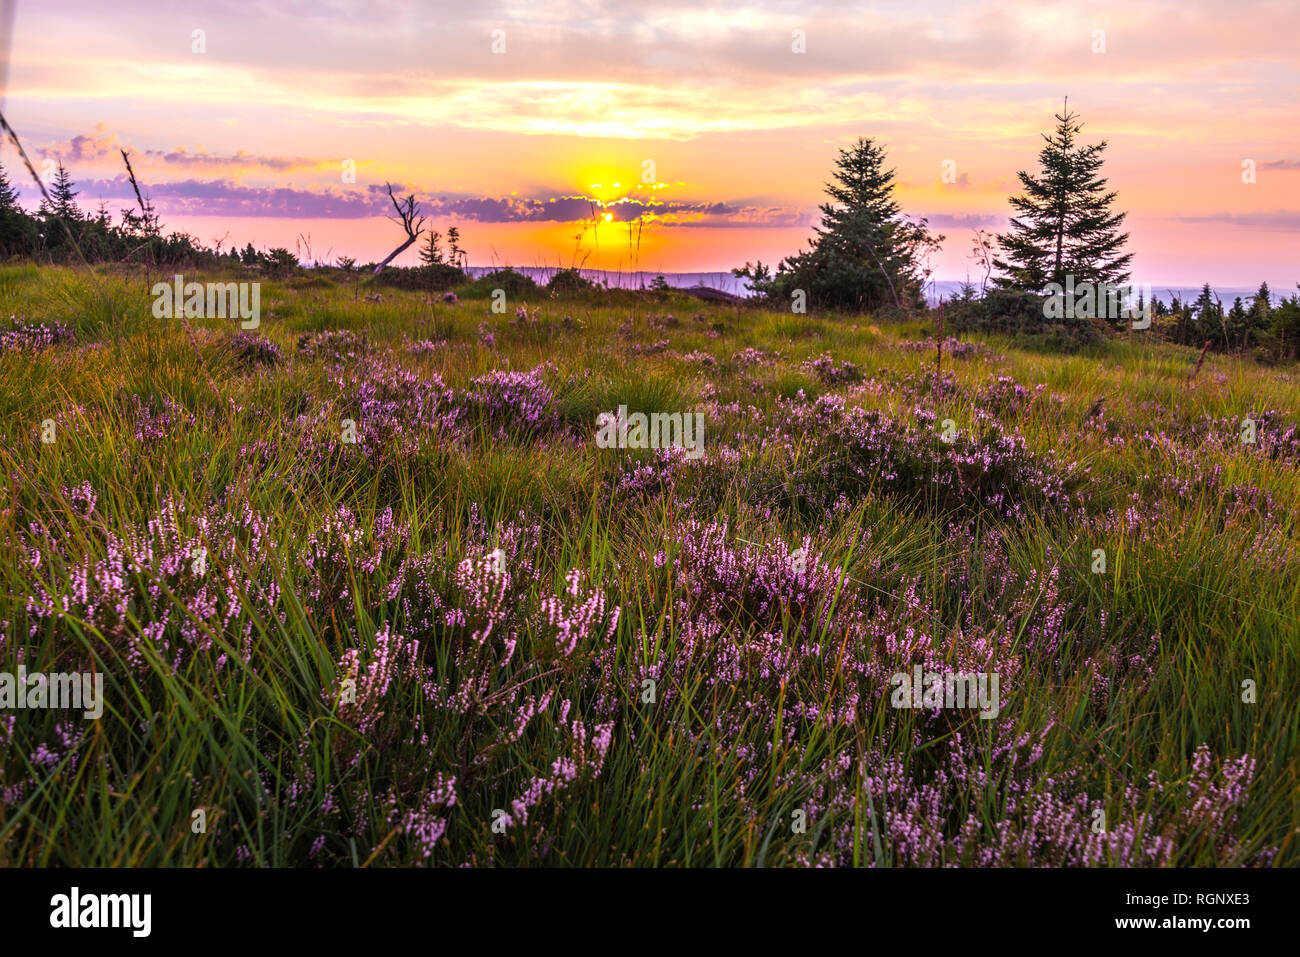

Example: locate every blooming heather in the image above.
[0,319,74,352]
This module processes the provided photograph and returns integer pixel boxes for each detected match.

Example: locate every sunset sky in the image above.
[3,0,1297,285]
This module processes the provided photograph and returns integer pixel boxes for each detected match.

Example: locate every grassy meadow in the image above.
[1,262,1297,866]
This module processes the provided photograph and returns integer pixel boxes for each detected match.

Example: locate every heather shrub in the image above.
[669,519,851,641]
[0,319,74,352]
[296,329,371,360]
[790,398,1086,520]
[803,351,863,385]
[223,331,283,369]
[463,364,559,436]
[897,336,991,360]
[331,357,463,456]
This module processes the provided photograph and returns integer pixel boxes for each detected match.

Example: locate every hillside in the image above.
[1,264,1296,866]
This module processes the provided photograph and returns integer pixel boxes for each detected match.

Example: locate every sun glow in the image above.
[579,165,634,203]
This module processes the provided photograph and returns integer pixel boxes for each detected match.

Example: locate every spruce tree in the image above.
[1253,281,1272,318]
[34,162,84,255]
[0,161,20,212]
[0,161,34,255]
[994,100,1132,292]
[1227,297,1248,346]
[447,226,462,268]
[1193,283,1218,321]
[740,137,940,312]
[40,162,82,220]
[817,138,907,299]
[1191,283,1225,346]
[419,229,444,265]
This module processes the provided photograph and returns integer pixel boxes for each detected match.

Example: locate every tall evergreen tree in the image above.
[40,162,82,220]
[736,137,941,312]
[1193,283,1218,320]
[0,161,35,255]
[994,100,1132,292]
[1191,282,1225,345]
[419,229,444,265]
[446,226,463,268]
[1252,281,1272,318]
[0,161,20,211]
[1226,296,1248,343]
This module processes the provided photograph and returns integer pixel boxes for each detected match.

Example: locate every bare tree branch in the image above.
[373,183,426,275]
[121,149,150,222]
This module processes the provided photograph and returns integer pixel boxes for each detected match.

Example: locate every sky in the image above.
[2,0,1297,285]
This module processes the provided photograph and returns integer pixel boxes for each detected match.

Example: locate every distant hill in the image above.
[461,267,1293,310]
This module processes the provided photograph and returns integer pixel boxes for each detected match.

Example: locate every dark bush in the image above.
[945,288,1104,351]
[263,247,299,278]
[372,264,466,292]
[464,268,540,299]
[546,268,595,296]
[290,274,335,290]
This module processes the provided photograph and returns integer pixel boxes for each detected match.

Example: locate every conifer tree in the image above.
[0,160,34,254]
[1227,296,1248,342]
[994,100,1132,291]
[736,137,941,312]
[0,161,20,212]
[40,162,82,220]
[1252,281,1272,319]
[1194,283,1218,322]
[1191,283,1225,346]
[447,226,463,268]
[419,229,444,265]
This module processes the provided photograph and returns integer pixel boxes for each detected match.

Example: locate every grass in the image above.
[1,263,1296,867]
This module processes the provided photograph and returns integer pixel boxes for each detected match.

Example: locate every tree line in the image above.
[0,158,486,293]
[733,101,1300,360]
[0,159,245,268]
[4,106,1298,359]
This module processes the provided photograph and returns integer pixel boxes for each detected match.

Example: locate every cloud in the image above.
[49,177,767,225]
[13,158,1004,232]
[37,128,325,175]
[143,148,319,172]
[1175,210,1300,230]
[65,178,386,218]
[39,125,123,164]
[919,212,1006,229]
